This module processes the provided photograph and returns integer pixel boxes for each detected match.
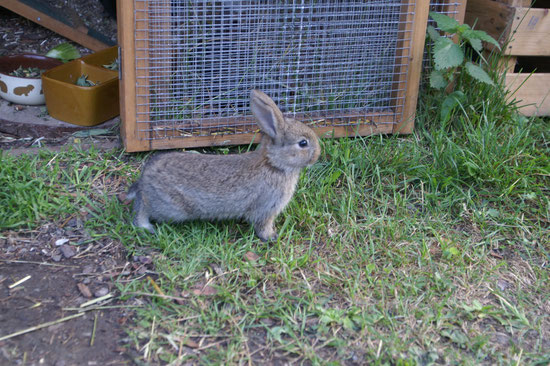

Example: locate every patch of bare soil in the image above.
[0,116,121,154]
[0,220,153,366]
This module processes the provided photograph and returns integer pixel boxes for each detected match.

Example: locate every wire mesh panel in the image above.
[118,0,432,151]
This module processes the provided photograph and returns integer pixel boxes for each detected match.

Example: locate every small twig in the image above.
[144,316,156,362]
[130,291,188,302]
[515,348,523,366]
[9,275,31,289]
[197,339,227,351]
[147,276,165,296]
[80,293,113,308]
[0,313,85,341]
[90,312,98,346]
[376,340,383,359]
[0,259,79,268]
[62,304,140,312]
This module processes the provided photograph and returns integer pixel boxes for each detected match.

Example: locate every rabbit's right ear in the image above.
[250,90,284,143]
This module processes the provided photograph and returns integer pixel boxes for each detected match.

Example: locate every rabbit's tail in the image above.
[127,182,139,201]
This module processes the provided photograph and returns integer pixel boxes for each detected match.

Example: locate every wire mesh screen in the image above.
[131,0,417,143]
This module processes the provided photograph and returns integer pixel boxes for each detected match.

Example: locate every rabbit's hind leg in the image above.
[132,195,156,234]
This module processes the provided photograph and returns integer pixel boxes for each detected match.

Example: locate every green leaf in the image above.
[465,29,501,50]
[465,62,495,85]
[441,328,469,347]
[440,91,465,123]
[45,43,81,62]
[433,37,464,70]
[75,74,96,87]
[429,12,460,33]
[426,25,441,42]
[324,170,342,185]
[429,70,447,90]
[342,317,356,331]
[457,24,471,34]
[467,37,483,52]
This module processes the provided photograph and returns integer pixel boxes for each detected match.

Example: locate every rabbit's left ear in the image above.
[250,90,285,143]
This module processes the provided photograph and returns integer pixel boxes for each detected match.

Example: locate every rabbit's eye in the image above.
[298,139,308,148]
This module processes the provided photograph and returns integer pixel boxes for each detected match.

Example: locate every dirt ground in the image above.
[0,2,140,365]
[0,223,147,366]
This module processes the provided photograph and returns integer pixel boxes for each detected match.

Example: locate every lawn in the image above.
[1,61,549,364]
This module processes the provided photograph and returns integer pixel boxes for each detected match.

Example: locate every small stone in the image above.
[77,283,93,298]
[55,238,70,246]
[191,285,218,296]
[135,255,152,264]
[260,318,275,326]
[244,251,260,262]
[59,245,76,258]
[51,254,62,262]
[94,287,109,297]
[82,265,95,274]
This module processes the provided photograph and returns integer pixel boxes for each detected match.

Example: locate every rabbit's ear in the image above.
[250,90,285,142]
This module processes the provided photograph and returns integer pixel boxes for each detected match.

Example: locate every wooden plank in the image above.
[507,7,550,56]
[466,1,550,56]
[118,0,149,152]
[393,0,430,134]
[143,122,395,152]
[452,0,468,24]
[497,0,531,6]
[506,72,550,116]
[2,0,113,51]
[465,0,515,48]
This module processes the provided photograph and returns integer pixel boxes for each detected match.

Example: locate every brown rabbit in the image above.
[127,90,321,241]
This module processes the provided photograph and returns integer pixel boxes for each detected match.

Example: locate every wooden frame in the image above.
[118,0,431,152]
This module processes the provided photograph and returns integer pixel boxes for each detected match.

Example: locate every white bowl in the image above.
[0,54,63,105]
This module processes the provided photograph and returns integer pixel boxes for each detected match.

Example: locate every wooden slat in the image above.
[506,72,550,116]
[2,0,112,51]
[497,0,531,6]
[393,0,430,134]
[454,0,468,24]
[118,0,149,152]
[144,122,395,152]
[507,8,550,56]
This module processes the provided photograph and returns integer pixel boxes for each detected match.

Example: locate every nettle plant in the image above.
[427,12,501,122]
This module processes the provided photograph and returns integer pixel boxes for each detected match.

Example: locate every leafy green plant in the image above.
[45,42,81,63]
[427,12,501,123]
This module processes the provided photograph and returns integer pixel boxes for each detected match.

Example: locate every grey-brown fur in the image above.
[127,90,321,241]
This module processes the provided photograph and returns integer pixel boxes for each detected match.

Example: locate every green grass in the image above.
[1,65,549,364]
